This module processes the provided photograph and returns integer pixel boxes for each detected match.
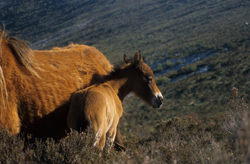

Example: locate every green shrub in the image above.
[156,76,170,85]
[165,61,175,68]
[178,64,198,75]
[155,63,163,73]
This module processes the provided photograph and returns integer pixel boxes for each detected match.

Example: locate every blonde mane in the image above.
[7,37,39,77]
[0,66,8,111]
[0,30,7,111]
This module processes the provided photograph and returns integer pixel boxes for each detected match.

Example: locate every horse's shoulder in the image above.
[100,83,112,89]
[73,84,102,98]
[100,83,116,93]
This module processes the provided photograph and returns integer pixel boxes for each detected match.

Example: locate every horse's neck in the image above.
[106,79,131,101]
[105,69,134,101]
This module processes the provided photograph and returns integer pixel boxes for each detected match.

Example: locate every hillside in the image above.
[2,0,250,163]
[1,0,249,62]
[1,0,250,134]
[122,38,250,134]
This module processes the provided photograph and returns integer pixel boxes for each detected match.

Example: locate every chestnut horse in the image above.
[0,30,114,141]
[67,51,163,150]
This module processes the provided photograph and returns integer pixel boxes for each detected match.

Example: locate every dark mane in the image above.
[104,58,135,81]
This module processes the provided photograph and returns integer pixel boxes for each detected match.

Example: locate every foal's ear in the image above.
[134,50,143,67]
[123,54,130,64]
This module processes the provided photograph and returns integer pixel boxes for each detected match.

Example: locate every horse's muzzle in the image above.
[153,95,163,109]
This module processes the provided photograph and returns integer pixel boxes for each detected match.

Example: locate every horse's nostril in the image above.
[154,96,163,107]
[153,93,163,108]
[158,96,163,102]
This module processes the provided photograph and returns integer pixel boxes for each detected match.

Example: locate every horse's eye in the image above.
[145,75,152,83]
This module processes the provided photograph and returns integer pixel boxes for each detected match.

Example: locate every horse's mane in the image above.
[0,29,39,77]
[0,29,39,110]
[0,66,8,110]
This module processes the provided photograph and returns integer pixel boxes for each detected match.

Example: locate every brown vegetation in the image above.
[1,88,250,163]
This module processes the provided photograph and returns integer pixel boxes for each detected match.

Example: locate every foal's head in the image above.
[125,51,163,108]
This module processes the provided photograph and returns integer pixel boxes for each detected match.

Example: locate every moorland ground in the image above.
[1,0,250,163]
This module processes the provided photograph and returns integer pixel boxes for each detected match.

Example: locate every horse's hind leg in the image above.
[92,124,107,150]
[106,115,121,151]
[91,113,108,150]
[92,128,106,150]
[106,126,117,151]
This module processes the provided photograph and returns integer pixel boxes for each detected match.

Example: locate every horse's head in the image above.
[125,51,163,108]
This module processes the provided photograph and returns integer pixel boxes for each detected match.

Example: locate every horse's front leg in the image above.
[114,125,126,151]
[0,102,21,135]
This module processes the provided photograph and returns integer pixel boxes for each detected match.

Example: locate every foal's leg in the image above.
[106,127,117,150]
[93,127,106,150]
[106,116,120,151]
[91,112,108,150]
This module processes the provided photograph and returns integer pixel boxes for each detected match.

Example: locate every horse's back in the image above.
[34,44,112,76]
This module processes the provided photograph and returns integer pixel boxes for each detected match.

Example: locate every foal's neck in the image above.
[104,66,134,101]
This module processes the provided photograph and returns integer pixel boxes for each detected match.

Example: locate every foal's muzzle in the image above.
[153,94,163,109]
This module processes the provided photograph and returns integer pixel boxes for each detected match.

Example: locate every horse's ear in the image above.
[134,50,143,67]
[124,54,130,64]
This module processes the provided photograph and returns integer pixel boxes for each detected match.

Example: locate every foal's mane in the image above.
[104,57,135,81]
[104,51,147,82]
